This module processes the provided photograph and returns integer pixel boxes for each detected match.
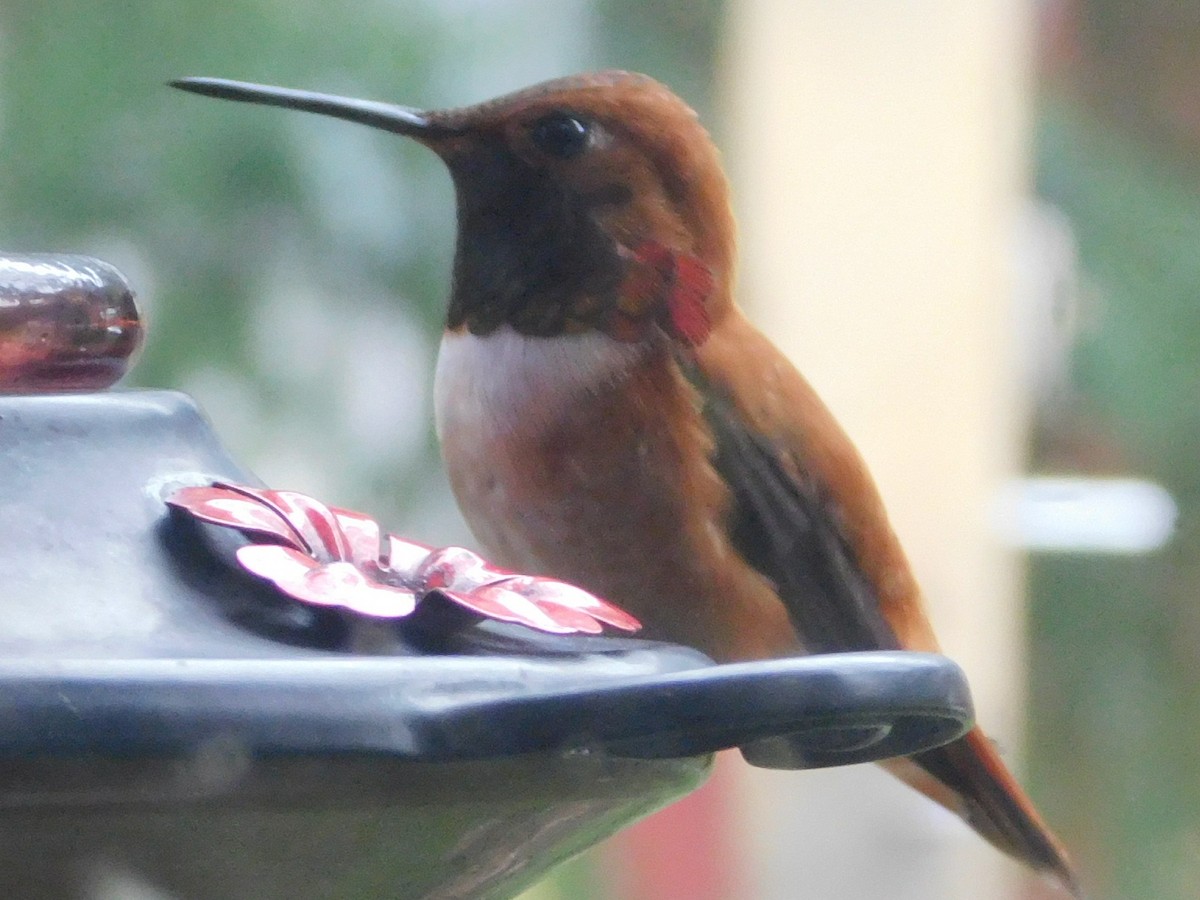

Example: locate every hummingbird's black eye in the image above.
[529,113,591,159]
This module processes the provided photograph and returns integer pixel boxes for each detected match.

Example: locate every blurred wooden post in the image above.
[719,2,1034,898]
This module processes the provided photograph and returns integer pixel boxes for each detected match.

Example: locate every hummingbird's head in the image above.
[172,71,733,345]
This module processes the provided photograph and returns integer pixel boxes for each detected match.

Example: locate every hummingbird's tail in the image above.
[884,726,1083,898]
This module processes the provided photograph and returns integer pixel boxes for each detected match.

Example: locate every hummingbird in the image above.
[172,71,1081,895]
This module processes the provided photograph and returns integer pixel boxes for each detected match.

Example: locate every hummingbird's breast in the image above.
[433,326,799,660]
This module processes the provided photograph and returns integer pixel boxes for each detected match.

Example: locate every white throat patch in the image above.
[434,328,647,438]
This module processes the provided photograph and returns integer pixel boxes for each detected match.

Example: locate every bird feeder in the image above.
[0,253,974,899]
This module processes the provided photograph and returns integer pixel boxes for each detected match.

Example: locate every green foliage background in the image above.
[1031,105,1200,900]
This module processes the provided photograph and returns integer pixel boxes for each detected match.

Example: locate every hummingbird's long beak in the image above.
[170,77,454,141]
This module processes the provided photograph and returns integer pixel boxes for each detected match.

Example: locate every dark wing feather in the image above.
[697,380,899,654]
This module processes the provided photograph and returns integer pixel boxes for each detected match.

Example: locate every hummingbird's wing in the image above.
[700,386,897,654]
[687,309,1080,896]
[686,307,939,654]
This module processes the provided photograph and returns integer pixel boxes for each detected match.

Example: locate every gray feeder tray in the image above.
[0,210,980,900]
[0,389,975,899]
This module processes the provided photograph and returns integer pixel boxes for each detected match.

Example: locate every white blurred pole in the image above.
[719,3,1034,899]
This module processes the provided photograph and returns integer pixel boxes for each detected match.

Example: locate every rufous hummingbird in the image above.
[173,71,1081,896]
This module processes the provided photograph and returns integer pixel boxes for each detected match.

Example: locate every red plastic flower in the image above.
[167,481,641,636]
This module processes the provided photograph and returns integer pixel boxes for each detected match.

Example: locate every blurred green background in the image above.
[2,1,1197,898]
[1030,4,1200,897]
